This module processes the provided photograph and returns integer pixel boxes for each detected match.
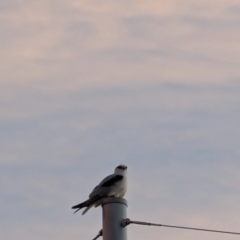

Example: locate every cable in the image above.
[122,218,240,235]
[92,229,103,240]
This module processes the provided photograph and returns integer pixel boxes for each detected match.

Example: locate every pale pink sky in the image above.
[1,1,240,240]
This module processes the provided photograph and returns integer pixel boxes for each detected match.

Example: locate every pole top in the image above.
[102,197,128,207]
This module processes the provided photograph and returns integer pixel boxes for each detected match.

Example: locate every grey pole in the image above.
[102,197,127,240]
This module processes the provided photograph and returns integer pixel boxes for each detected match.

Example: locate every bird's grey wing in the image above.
[88,174,115,196]
[89,174,123,198]
[98,173,117,186]
[100,174,123,187]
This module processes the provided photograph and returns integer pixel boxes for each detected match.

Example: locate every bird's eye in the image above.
[117,165,127,170]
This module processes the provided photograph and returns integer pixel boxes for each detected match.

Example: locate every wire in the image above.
[92,229,103,240]
[122,218,240,235]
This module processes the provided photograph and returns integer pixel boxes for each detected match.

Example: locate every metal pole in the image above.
[102,197,127,240]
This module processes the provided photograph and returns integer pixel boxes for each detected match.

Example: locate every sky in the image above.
[1,0,240,239]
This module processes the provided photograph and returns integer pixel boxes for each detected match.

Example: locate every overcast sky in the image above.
[1,1,240,240]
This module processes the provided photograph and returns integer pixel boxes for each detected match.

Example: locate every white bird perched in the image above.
[72,164,128,215]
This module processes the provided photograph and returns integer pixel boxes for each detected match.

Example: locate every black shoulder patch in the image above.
[101,175,123,187]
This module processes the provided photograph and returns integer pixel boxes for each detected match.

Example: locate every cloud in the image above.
[1,82,240,167]
[1,0,240,91]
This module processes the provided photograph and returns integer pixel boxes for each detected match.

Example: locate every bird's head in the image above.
[114,165,127,174]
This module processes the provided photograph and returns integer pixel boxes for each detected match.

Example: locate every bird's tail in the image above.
[71,195,102,214]
[72,199,89,212]
[82,204,94,215]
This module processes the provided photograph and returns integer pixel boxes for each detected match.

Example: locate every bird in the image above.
[72,164,128,215]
